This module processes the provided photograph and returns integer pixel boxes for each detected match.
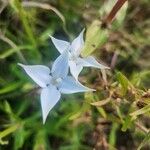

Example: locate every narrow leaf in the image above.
[0,123,20,139]
[109,123,119,147]
[121,116,132,132]
[0,82,22,95]
[116,71,129,95]
[130,104,150,120]
[91,98,111,107]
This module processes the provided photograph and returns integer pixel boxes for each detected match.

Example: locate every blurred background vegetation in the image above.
[0,0,150,150]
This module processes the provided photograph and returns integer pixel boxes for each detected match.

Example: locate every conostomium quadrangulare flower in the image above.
[18,51,94,124]
[50,29,109,80]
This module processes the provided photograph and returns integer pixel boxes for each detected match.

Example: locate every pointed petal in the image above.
[18,63,51,88]
[79,56,109,69]
[41,85,61,124]
[50,36,70,53]
[69,60,83,80]
[59,76,95,94]
[51,50,69,78]
[71,29,85,56]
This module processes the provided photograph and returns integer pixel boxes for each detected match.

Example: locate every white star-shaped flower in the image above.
[18,51,94,124]
[50,29,109,80]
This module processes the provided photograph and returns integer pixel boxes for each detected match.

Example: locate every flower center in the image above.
[69,52,77,61]
[51,77,62,86]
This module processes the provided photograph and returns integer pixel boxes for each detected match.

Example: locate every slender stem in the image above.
[102,0,127,27]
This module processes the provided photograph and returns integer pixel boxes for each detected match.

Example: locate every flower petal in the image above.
[40,85,61,124]
[69,60,83,80]
[79,56,109,69]
[50,36,70,53]
[18,63,51,88]
[71,29,85,56]
[59,76,95,94]
[51,50,69,78]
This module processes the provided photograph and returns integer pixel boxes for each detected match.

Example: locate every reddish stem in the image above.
[102,0,127,27]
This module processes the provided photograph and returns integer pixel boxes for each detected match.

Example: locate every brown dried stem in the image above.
[102,0,127,27]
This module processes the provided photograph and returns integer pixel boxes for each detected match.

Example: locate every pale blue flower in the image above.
[50,29,109,80]
[18,51,94,124]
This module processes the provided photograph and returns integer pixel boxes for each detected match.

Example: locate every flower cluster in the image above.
[18,29,109,123]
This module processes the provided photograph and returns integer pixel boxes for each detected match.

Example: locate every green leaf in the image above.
[116,71,129,95]
[0,123,21,143]
[115,105,124,123]
[130,104,150,120]
[0,45,32,59]
[33,130,48,150]
[4,101,13,114]
[131,70,150,87]
[91,98,111,107]
[84,92,95,103]
[10,0,36,45]
[81,20,108,57]
[0,82,22,95]
[16,100,30,116]
[137,131,150,150]
[40,28,54,42]
[4,101,18,121]
[109,123,118,148]
[69,111,82,120]
[14,127,29,150]
[97,107,107,118]
[0,139,8,145]
[121,116,132,132]
[10,0,19,12]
